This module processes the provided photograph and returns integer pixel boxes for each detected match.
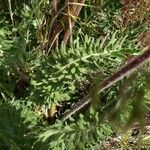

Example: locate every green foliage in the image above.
[0,103,29,149]
[78,0,122,37]
[29,31,139,105]
[34,112,112,150]
[0,0,150,149]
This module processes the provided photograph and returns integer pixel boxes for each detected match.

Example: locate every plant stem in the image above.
[61,48,150,122]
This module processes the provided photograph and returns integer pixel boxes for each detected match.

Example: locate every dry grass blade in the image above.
[8,0,14,27]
